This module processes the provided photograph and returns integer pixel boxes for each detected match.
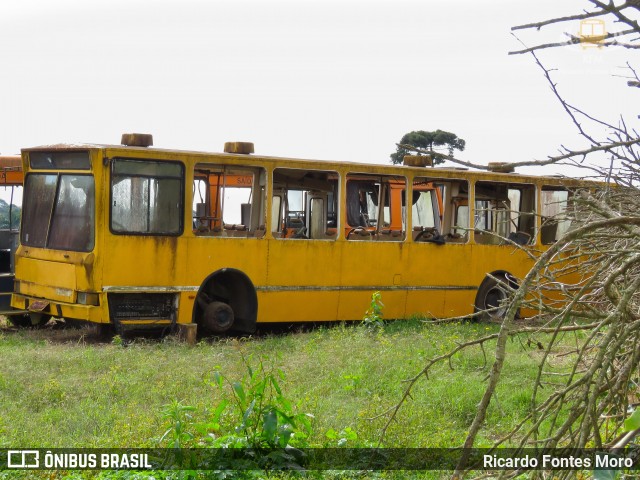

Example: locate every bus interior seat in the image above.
[224,224,247,237]
[254,225,266,238]
[379,229,403,241]
[445,231,467,243]
[474,231,500,245]
[508,231,531,245]
[541,218,558,244]
[348,228,373,240]
[412,226,445,244]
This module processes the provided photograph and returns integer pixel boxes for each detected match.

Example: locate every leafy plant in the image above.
[362,291,385,330]
[203,356,313,450]
[623,407,640,433]
[159,401,196,448]
[342,374,361,392]
[156,356,314,472]
[325,427,358,447]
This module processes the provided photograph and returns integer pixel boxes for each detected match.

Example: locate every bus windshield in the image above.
[21,173,95,252]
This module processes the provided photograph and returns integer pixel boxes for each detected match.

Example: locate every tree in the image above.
[389,129,465,165]
[379,3,640,478]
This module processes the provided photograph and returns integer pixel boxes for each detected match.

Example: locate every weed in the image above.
[156,356,314,471]
[203,356,313,450]
[159,401,197,448]
[342,374,362,392]
[362,291,385,330]
[325,426,358,447]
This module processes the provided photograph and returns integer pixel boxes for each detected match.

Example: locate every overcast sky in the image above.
[0,0,636,176]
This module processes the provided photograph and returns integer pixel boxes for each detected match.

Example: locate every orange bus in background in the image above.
[10,135,586,333]
[0,156,23,313]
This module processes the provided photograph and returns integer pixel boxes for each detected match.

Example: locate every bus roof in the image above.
[0,156,22,169]
[21,141,593,186]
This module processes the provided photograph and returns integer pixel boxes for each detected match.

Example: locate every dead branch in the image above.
[398,137,640,172]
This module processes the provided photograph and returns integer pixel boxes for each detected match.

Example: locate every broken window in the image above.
[272,168,338,240]
[541,187,571,244]
[474,181,536,245]
[411,177,468,243]
[192,164,266,238]
[346,174,405,241]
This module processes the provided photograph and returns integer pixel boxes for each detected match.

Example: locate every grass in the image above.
[0,317,580,453]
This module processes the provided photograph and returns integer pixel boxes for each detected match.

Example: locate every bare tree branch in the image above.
[399,137,640,172]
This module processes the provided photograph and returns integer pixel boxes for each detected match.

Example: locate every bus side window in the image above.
[412,178,468,243]
[410,179,443,243]
[271,195,282,234]
[541,187,570,244]
[192,165,266,238]
[193,177,209,231]
[345,174,405,241]
[474,181,536,245]
[453,204,469,239]
[272,168,338,240]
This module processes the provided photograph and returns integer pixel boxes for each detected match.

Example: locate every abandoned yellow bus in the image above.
[11,135,580,333]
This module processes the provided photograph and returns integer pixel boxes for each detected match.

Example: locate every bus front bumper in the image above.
[11,293,105,323]
[11,293,180,328]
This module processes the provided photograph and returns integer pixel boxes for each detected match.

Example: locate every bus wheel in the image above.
[474,274,516,322]
[193,269,258,335]
[200,299,234,333]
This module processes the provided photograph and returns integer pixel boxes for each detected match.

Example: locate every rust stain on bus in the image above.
[150,236,179,278]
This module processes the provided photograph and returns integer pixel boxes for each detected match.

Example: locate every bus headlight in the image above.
[77,292,100,306]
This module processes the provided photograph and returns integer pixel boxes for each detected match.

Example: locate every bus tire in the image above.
[474,273,518,322]
[193,268,258,335]
[203,301,234,333]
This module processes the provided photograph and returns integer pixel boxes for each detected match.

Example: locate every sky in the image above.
[0,0,637,177]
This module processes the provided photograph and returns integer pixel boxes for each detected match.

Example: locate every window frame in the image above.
[29,151,91,170]
[473,180,536,245]
[540,186,571,245]
[21,172,96,252]
[272,167,339,241]
[109,157,185,237]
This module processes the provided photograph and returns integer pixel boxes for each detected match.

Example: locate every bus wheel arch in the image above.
[474,270,519,322]
[193,268,258,334]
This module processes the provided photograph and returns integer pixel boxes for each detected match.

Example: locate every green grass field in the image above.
[0,317,577,453]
